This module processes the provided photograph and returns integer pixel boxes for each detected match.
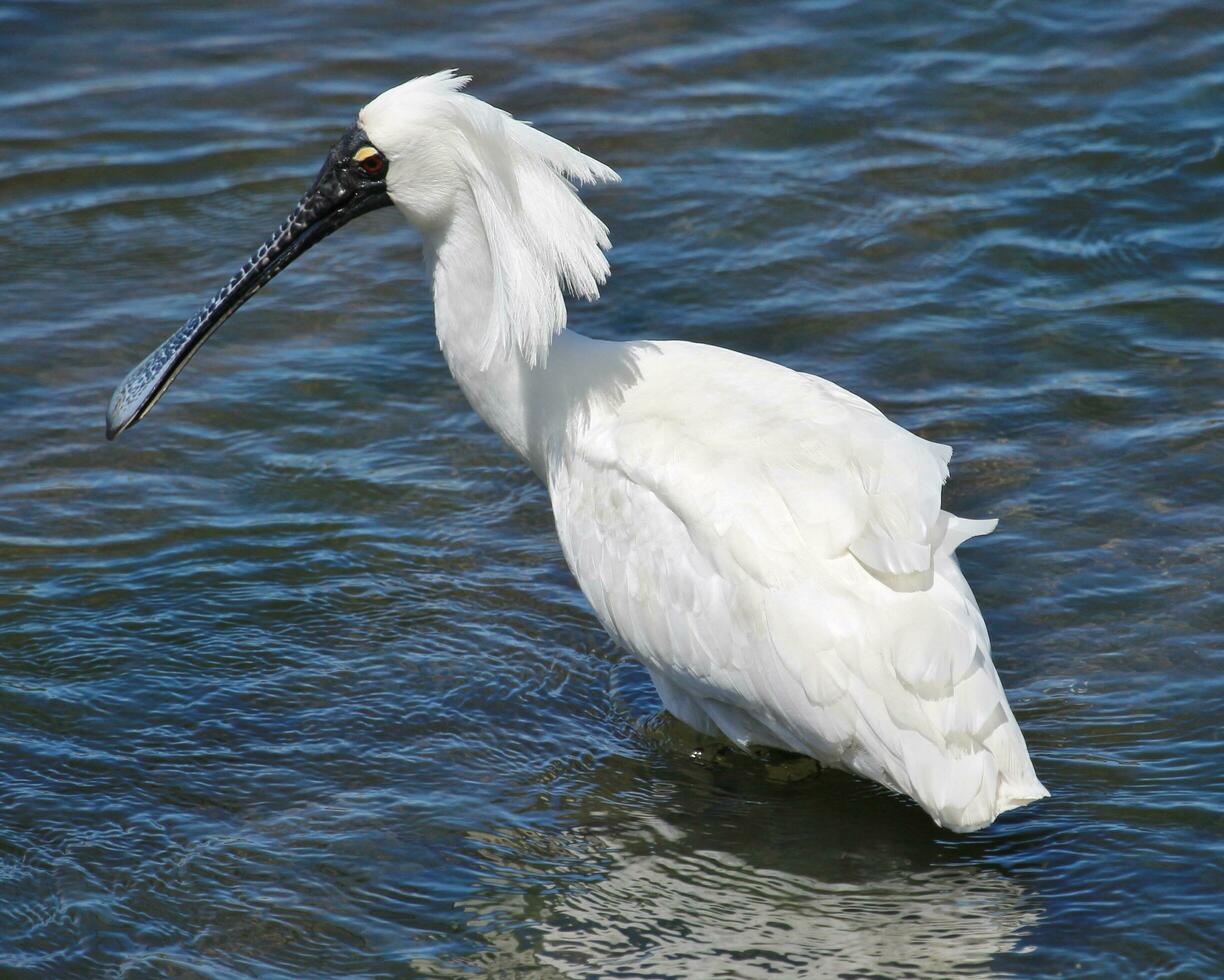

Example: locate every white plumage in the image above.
[357,71,1048,831]
[541,336,1046,831]
[102,70,1046,834]
[104,69,1049,831]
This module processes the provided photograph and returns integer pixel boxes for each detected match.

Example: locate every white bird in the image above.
[107,71,1048,832]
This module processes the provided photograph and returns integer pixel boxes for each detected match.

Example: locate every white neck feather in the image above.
[426,183,649,483]
[426,186,536,465]
[415,98,621,473]
[455,119,615,371]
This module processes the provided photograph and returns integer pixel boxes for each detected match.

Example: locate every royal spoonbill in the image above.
[107,71,1048,832]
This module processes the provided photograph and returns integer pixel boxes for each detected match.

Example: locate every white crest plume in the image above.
[363,70,620,367]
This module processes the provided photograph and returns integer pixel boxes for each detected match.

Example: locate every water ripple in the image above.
[1,0,1221,975]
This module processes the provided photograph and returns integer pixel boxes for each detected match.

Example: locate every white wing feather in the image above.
[548,341,1047,831]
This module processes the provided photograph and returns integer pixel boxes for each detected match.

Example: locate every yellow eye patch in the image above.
[353,146,379,163]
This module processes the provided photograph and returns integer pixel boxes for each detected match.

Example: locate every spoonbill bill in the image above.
[107,71,1048,831]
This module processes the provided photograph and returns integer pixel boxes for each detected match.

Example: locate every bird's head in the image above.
[106,70,618,439]
[354,73,473,232]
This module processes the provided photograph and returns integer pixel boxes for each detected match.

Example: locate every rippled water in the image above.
[2,0,1221,975]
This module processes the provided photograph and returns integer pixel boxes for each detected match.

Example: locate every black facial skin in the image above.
[106,124,393,440]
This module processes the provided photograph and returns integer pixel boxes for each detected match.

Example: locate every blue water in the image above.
[1,0,1221,975]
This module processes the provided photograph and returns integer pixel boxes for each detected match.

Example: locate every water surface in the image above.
[1,0,1221,976]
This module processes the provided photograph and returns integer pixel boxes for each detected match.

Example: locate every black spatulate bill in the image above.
[106,124,392,440]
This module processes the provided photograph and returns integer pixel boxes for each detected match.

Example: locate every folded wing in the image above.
[550,341,1047,831]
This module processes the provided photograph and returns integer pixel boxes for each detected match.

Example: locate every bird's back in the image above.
[544,337,1047,831]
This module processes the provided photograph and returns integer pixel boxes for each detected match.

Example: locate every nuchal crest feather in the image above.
[360,70,619,369]
[107,71,1048,832]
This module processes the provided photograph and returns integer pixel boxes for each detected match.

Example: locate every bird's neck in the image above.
[424,189,555,476]
[423,184,634,480]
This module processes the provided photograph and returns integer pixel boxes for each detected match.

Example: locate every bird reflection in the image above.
[452,736,1043,977]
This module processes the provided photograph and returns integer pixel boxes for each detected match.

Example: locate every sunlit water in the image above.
[1,1,1221,976]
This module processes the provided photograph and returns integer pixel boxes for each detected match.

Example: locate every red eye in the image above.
[358,151,385,176]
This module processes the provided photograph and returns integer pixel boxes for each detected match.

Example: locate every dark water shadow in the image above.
[441,666,1047,977]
